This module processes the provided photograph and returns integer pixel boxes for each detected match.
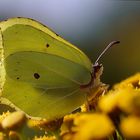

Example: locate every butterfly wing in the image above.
[0,17,92,72]
[3,51,91,119]
[0,17,92,119]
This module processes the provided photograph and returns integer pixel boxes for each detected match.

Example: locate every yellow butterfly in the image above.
[0,17,119,119]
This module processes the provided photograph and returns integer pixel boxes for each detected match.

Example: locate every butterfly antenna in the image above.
[94,40,120,65]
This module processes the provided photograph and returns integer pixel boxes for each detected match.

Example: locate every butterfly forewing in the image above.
[0,18,92,72]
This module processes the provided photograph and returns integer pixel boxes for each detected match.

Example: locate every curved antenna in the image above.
[94,40,120,65]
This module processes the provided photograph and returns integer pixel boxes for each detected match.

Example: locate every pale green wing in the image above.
[0,17,92,72]
[0,17,93,119]
[3,51,91,119]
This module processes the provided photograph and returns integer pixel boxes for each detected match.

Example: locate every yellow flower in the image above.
[61,132,75,140]
[73,113,115,140]
[99,73,140,115]
[117,88,140,114]
[1,111,26,130]
[0,111,10,123]
[61,113,79,135]
[0,132,5,140]
[34,136,56,140]
[28,118,63,132]
[120,115,140,138]
[98,90,120,113]
[114,73,140,90]
[80,104,87,112]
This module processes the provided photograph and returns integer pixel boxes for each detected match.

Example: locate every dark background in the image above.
[1,0,140,85]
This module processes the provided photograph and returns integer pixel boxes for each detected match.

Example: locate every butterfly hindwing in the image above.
[3,51,91,119]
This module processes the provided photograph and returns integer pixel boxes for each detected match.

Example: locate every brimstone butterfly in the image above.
[0,17,119,120]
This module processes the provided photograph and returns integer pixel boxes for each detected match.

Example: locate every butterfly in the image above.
[0,17,119,120]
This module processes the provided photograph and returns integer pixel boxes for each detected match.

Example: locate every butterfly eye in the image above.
[34,73,40,79]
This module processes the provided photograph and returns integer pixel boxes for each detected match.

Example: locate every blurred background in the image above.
[0,0,140,85]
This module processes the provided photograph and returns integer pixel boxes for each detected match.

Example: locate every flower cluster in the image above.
[0,73,140,140]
